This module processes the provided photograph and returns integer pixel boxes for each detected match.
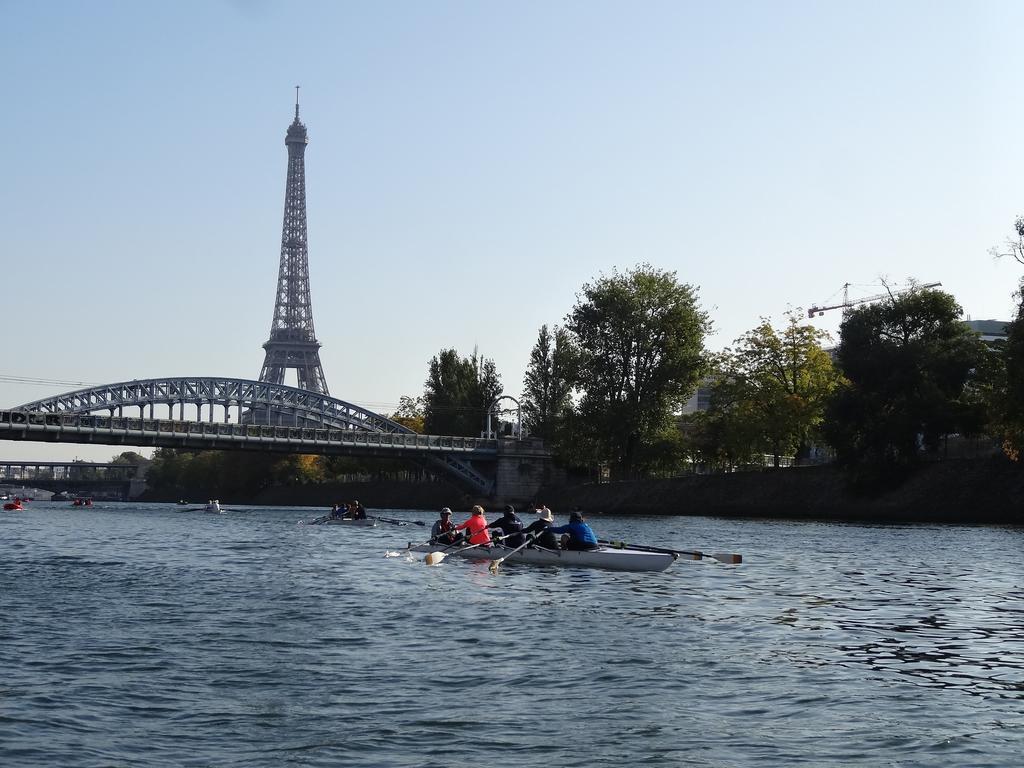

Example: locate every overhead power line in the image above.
[0,374,100,388]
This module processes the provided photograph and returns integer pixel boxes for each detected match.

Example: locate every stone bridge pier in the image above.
[491,437,560,507]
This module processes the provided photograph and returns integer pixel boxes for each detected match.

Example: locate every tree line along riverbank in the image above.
[140,454,1023,524]
[540,456,1024,524]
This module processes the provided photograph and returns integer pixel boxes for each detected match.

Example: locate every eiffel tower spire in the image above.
[258,88,330,394]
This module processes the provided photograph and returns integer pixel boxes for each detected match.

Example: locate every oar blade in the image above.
[424,551,447,566]
[710,552,743,564]
[488,557,504,574]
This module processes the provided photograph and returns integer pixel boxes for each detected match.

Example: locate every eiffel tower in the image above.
[258,88,330,395]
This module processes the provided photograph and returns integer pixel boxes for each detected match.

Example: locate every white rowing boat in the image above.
[409,542,676,572]
[322,518,377,527]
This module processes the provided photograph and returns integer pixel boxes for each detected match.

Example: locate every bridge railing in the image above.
[0,410,499,454]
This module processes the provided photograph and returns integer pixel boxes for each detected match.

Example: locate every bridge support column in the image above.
[492,438,559,506]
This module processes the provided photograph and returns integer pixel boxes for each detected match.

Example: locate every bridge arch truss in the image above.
[15,377,491,492]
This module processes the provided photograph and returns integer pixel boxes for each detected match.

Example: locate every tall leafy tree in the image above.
[988,217,1024,460]
[713,314,841,467]
[684,379,763,472]
[110,451,149,466]
[566,264,710,478]
[521,324,574,441]
[993,285,1024,460]
[989,215,1024,265]
[423,348,502,436]
[390,395,425,434]
[824,287,990,470]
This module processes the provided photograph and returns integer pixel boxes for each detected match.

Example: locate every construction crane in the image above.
[808,282,942,318]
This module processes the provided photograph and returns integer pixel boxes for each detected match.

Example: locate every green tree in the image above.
[684,387,763,472]
[145,448,196,494]
[824,287,990,471]
[715,314,841,467]
[988,217,1024,460]
[566,264,710,478]
[390,395,425,434]
[146,449,326,497]
[992,285,1024,460]
[989,215,1024,265]
[268,454,325,486]
[110,451,149,465]
[521,324,574,441]
[423,348,503,436]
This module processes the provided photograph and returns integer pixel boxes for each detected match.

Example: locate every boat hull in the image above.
[323,518,377,527]
[409,543,675,572]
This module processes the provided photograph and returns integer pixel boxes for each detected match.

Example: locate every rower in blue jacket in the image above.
[549,509,599,550]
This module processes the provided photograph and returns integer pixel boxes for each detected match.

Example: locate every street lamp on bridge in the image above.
[485,396,523,440]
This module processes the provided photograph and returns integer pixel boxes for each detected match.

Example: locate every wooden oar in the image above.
[420,532,470,565]
[599,539,742,564]
[488,535,534,574]
[399,529,464,554]
[424,534,505,566]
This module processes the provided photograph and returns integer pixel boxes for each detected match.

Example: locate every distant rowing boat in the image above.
[409,542,676,572]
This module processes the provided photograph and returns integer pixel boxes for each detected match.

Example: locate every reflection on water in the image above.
[2,506,1024,767]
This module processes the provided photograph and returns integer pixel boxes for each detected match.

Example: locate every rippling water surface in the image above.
[2,503,1023,766]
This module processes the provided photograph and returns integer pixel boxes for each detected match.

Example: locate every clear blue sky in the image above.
[3,1,1023,462]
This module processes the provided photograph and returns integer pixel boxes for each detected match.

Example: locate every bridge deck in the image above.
[0,410,499,458]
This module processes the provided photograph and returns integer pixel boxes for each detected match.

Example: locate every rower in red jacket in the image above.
[454,505,492,546]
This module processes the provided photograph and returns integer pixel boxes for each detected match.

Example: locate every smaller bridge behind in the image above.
[0,460,142,482]
[0,460,144,501]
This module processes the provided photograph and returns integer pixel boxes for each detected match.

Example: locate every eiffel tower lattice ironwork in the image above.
[258,88,330,395]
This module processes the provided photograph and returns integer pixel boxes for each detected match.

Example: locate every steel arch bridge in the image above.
[14,377,492,492]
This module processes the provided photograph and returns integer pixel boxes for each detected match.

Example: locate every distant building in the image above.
[963,319,1010,345]
[681,382,713,414]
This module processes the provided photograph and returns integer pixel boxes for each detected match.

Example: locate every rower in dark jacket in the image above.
[523,504,560,549]
[488,504,525,547]
[549,509,599,550]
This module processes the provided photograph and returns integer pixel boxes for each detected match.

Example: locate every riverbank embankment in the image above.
[139,456,1024,523]
[539,456,1024,524]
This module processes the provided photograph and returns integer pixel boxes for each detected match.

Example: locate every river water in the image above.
[2,502,1023,767]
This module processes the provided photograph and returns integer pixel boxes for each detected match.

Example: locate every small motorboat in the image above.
[3,501,24,511]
